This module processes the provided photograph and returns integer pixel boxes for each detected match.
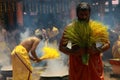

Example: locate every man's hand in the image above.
[35,58,42,62]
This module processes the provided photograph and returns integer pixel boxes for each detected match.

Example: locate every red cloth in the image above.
[69,54,104,80]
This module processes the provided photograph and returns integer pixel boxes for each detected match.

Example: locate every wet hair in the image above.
[76,2,91,16]
[35,34,43,40]
[34,29,43,40]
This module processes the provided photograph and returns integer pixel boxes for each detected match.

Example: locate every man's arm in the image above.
[100,41,110,52]
[30,39,41,61]
[87,41,110,55]
[59,32,85,56]
[59,31,72,55]
[29,55,36,61]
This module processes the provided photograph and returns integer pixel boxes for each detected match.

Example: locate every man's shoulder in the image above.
[24,36,39,41]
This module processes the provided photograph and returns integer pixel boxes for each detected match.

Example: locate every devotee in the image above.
[112,35,120,58]
[11,29,43,80]
[59,2,110,80]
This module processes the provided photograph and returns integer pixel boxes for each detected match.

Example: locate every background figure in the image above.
[102,29,118,61]
[112,35,120,58]
[59,2,110,80]
[0,27,11,67]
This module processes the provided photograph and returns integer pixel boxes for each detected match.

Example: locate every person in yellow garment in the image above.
[11,29,43,80]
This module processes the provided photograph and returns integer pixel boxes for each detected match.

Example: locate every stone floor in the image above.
[104,61,120,80]
[33,64,120,80]
[0,62,120,80]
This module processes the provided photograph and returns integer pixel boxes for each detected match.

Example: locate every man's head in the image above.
[76,2,91,22]
[34,29,43,40]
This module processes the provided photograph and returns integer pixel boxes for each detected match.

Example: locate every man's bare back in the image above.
[20,37,40,52]
[20,36,41,61]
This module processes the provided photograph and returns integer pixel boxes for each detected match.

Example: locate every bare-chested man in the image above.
[11,29,43,80]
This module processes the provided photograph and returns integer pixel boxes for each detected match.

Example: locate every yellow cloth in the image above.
[40,46,60,60]
[11,45,32,80]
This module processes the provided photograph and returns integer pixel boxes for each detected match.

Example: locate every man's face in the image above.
[77,10,90,22]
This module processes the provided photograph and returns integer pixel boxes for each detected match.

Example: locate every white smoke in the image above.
[20,28,30,42]
[19,27,69,77]
[0,31,11,67]
[40,43,69,77]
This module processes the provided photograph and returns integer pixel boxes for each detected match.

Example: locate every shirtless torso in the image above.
[20,36,41,61]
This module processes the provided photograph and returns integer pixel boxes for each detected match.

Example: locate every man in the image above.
[11,29,42,80]
[112,35,120,58]
[59,2,110,80]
